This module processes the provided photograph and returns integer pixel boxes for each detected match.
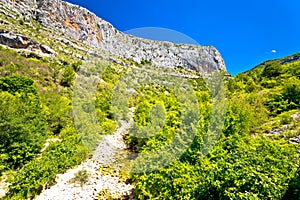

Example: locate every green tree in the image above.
[282,78,300,106]
[0,75,37,95]
[0,75,47,171]
[60,66,75,87]
[262,61,282,78]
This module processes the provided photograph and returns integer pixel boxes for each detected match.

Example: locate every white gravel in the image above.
[36,120,134,200]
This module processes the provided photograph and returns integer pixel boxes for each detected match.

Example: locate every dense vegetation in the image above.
[0,43,299,200]
[129,56,300,199]
[0,47,117,199]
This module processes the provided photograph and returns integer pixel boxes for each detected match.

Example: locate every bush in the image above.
[69,170,89,187]
[101,119,117,135]
[282,79,300,106]
[0,76,47,171]
[283,168,300,200]
[133,135,299,200]
[60,66,75,87]
[0,75,37,95]
[5,126,88,199]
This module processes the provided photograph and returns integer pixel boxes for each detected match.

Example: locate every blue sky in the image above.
[67,0,300,75]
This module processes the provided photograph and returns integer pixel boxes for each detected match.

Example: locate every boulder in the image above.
[0,32,56,56]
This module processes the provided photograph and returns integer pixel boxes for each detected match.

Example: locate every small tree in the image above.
[282,79,300,106]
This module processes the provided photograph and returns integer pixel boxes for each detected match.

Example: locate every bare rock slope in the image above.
[0,0,226,72]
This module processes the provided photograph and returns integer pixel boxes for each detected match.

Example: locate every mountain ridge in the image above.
[0,0,226,73]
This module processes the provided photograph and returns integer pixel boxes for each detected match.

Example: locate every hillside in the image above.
[0,0,299,199]
[0,0,225,72]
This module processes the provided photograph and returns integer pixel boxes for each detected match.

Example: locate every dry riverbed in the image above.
[36,120,134,200]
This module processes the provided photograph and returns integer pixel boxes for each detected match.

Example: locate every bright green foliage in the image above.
[227,56,300,116]
[130,53,300,199]
[0,75,37,95]
[41,92,72,134]
[0,40,300,200]
[5,125,88,199]
[283,168,300,200]
[262,61,282,78]
[71,60,82,72]
[60,66,75,87]
[95,65,122,120]
[0,75,47,173]
[125,85,181,152]
[133,135,298,200]
[203,135,298,200]
[0,48,88,199]
[282,78,300,106]
[223,93,268,137]
[101,119,117,135]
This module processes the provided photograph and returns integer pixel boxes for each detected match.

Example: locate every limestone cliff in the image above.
[0,0,226,72]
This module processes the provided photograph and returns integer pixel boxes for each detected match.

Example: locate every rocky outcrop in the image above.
[0,0,37,20]
[280,55,300,65]
[290,135,300,144]
[267,124,293,135]
[263,112,300,144]
[0,0,226,72]
[0,32,56,56]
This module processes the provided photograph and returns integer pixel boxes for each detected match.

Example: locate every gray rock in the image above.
[0,32,33,49]
[291,112,300,122]
[40,44,56,54]
[290,135,300,144]
[0,0,226,73]
[267,124,292,135]
[0,31,56,56]
[280,55,300,65]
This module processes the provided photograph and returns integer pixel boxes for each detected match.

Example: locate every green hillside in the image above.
[0,42,299,199]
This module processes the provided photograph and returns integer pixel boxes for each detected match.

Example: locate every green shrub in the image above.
[60,66,75,87]
[101,119,117,135]
[69,170,89,187]
[5,126,88,199]
[262,61,282,78]
[133,135,299,200]
[282,79,300,106]
[0,76,47,172]
[0,75,37,95]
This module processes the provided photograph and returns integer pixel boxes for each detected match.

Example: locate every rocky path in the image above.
[36,120,134,200]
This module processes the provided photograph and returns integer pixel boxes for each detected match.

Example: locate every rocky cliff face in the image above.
[0,0,226,72]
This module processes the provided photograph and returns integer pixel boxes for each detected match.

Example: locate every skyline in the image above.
[67,0,300,75]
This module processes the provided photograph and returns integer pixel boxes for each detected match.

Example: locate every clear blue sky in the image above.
[67,0,300,75]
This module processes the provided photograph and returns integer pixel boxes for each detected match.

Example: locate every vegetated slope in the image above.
[0,1,225,199]
[1,44,298,200]
[0,44,138,199]
[0,0,299,200]
[129,53,300,200]
[36,119,134,200]
[0,46,87,199]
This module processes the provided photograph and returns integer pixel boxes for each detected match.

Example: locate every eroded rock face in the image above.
[0,0,227,72]
[280,55,300,65]
[0,32,56,56]
[0,32,33,49]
